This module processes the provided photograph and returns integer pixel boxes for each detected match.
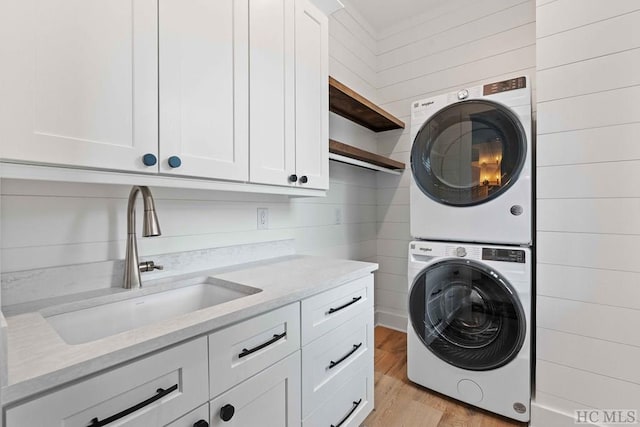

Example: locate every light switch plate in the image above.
[257,208,269,230]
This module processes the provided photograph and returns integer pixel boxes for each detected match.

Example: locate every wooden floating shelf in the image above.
[329,139,405,174]
[329,77,405,132]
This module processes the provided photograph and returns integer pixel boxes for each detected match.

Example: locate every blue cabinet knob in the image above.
[168,156,182,168]
[142,153,157,166]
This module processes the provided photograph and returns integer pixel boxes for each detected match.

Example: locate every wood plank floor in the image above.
[362,327,527,427]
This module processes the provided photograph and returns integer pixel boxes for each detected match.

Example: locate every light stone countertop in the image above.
[1,255,378,406]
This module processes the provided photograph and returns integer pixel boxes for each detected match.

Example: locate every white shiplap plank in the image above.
[537,198,640,235]
[376,0,526,56]
[537,86,640,134]
[378,4,535,82]
[536,360,640,410]
[537,328,640,384]
[537,296,640,347]
[377,255,408,276]
[536,0,640,39]
[376,221,410,241]
[376,204,409,224]
[537,123,640,166]
[537,264,640,311]
[537,232,640,273]
[374,288,408,312]
[537,160,640,199]
[375,271,408,292]
[329,34,378,87]
[536,10,640,70]
[537,48,640,102]
[376,238,409,258]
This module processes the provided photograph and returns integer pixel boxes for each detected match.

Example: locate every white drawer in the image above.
[303,359,374,427]
[301,274,373,345]
[302,308,373,417]
[6,337,209,427]
[166,403,209,427]
[209,351,301,427]
[208,302,300,398]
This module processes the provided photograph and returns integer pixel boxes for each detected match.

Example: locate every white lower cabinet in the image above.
[4,274,375,427]
[6,337,209,427]
[209,351,301,426]
[301,275,375,425]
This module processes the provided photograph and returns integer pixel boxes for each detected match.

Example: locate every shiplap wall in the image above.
[374,0,537,330]
[533,1,640,425]
[0,5,378,277]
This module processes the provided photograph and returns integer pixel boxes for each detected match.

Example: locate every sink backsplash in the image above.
[1,239,295,309]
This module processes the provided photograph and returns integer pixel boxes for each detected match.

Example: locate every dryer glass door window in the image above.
[411,100,526,206]
[409,259,526,371]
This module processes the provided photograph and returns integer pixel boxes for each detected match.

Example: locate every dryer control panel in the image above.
[483,76,527,95]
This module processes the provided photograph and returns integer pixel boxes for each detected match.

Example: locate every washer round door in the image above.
[411,100,527,206]
[409,259,526,371]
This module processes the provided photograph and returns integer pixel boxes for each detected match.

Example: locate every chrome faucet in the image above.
[123,186,163,289]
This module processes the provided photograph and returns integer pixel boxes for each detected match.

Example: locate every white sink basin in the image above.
[45,278,261,344]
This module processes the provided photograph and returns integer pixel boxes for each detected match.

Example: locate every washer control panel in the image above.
[482,248,526,263]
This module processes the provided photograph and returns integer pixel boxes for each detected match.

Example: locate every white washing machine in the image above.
[407,240,531,422]
[409,76,532,245]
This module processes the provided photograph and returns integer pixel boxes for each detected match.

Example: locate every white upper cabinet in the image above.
[294,0,329,190]
[159,0,249,181]
[0,0,159,173]
[249,0,329,190]
[0,0,328,192]
[248,0,297,188]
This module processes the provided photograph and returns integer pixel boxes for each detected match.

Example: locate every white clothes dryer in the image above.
[407,240,531,422]
[410,76,532,245]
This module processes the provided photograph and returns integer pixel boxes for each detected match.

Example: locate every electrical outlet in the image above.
[334,207,342,225]
[257,208,269,230]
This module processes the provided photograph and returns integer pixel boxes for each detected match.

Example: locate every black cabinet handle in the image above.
[329,343,362,369]
[193,420,209,427]
[330,399,363,427]
[289,174,298,183]
[87,384,178,427]
[327,296,362,315]
[299,175,308,184]
[220,404,235,422]
[238,332,286,359]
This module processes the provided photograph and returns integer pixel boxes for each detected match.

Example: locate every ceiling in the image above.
[344,0,442,33]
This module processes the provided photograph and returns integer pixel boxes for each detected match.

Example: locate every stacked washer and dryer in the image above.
[406,77,533,422]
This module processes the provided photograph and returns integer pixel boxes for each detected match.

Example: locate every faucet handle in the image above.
[139,260,164,273]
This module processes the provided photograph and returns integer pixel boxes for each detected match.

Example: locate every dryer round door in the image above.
[410,99,527,206]
[409,259,526,371]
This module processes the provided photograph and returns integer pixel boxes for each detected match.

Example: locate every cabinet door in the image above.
[209,351,301,427]
[0,0,158,173]
[248,0,297,187]
[159,0,249,181]
[294,0,329,190]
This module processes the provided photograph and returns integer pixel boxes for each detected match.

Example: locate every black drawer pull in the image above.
[238,332,287,359]
[329,343,362,369]
[327,296,362,314]
[330,398,363,427]
[87,384,178,427]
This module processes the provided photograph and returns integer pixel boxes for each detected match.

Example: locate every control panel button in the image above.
[456,247,467,257]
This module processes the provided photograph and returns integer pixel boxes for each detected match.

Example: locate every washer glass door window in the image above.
[409,259,526,371]
[411,100,526,206]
